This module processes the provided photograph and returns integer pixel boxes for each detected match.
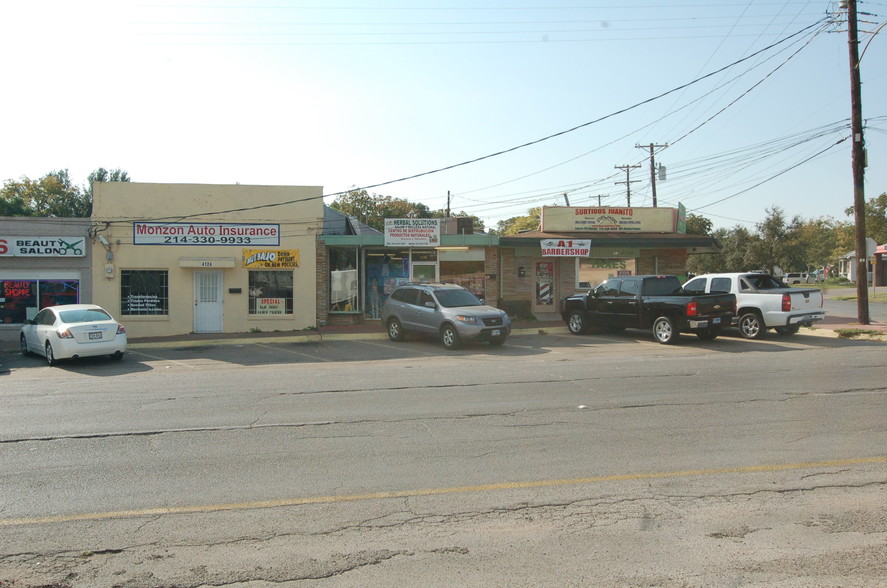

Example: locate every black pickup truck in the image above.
[561,275,736,344]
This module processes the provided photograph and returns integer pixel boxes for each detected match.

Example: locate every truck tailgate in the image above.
[696,293,735,316]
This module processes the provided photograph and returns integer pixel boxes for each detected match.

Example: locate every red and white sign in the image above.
[133,222,280,246]
[540,239,591,257]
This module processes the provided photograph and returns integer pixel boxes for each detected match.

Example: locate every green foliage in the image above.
[329,189,434,232]
[0,168,130,217]
[685,213,713,236]
[845,192,887,245]
[494,207,541,235]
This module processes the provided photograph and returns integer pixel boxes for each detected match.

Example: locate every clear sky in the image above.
[2,1,885,232]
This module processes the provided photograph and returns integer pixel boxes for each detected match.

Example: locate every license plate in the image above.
[88,331,102,340]
[713,317,721,325]
[491,329,501,336]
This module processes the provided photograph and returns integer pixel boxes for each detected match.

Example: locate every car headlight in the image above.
[455,315,478,324]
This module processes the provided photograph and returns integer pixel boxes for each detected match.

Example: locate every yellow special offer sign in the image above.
[242,249,300,268]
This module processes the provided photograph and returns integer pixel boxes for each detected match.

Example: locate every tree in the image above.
[687,225,754,274]
[685,213,713,236]
[84,168,130,216]
[0,169,89,217]
[0,168,130,217]
[845,192,887,245]
[744,207,802,274]
[494,208,541,235]
[329,189,436,232]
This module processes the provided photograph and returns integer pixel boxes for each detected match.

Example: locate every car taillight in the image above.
[117,325,126,334]
[782,293,791,312]
[57,329,74,339]
[686,301,698,317]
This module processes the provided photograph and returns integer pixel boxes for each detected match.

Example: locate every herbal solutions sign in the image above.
[384,218,441,247]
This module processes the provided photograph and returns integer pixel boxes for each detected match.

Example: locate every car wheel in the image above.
[696,327,720,341]
[386,318,405,342]
[775,325,800,337]
[20,334,31,357]
[567,311,587,335]
[652,316,678,345]
[110,351,124,360]
[488,335,507,346]
[440,324,462,350]
[738,311,766,339]
[45,342,57,367]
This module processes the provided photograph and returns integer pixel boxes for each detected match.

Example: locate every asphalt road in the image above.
[1,326,886,587]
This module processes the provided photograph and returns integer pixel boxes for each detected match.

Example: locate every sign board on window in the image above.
[242,249,300,268]
[256,298,285,315]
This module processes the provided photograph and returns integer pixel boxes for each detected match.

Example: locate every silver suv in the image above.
[381,283,511,350]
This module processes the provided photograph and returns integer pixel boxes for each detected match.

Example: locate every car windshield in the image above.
[58,308,113,323]
[434,289,483,308]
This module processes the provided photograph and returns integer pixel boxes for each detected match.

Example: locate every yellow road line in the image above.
[3,456,885,528]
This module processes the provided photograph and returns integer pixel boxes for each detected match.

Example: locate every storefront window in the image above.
[2,280,38,324]
[121,270,169,315]
[1,279,80,324]
[440,261,485,300]
[577,258,636,289]
[329,248,359,313]
[365,248,410,319]
[249,270,293,315]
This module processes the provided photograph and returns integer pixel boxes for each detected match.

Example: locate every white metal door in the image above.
[194,271,223,333]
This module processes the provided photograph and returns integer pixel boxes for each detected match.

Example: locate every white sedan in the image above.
[20,304,127,366]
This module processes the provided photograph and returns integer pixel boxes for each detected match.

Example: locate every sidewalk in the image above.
[2,296,885,354]
[124,314,886,350]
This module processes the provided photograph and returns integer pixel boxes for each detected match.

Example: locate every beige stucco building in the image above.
[91,182,323,339]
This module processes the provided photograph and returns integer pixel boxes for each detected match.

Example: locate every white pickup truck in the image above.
[683,272,825,339]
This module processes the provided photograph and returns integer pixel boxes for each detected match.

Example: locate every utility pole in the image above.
[845,0,870,324]
[614,164,641,207]
[636,143,668,207]
[563,193,570,206]
[446,190,451,218]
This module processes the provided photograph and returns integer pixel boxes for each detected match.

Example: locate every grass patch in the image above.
[834,328,885,339]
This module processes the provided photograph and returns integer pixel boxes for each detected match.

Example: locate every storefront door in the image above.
[411,262,438,282]
[194,271,223,333]
[532,260,556,314]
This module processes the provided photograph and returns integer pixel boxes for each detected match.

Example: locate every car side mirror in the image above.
[424,301,436,309]
[24,319,35,325]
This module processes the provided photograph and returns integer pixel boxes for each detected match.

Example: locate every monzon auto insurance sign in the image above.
[540,239,591,257]
[384,218,441,247]
[133,222,280,246]
[0,236,86,257]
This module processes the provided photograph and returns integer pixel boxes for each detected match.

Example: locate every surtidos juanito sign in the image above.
[541,206,675,232]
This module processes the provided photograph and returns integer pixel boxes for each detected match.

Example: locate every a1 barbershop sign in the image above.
[0,236,86,257]
[540,239,591,257]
